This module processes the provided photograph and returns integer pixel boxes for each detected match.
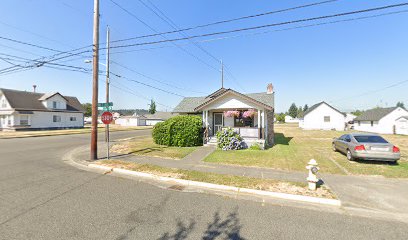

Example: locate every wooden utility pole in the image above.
[91,0,99,160]
[105,26,110,143]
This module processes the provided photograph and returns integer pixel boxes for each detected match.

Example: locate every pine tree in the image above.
[149,99,157,114]
[396,101,405,109]
[288,103,298,118]
[303,104,309,112]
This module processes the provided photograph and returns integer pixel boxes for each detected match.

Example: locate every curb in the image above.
[88,164,341,207]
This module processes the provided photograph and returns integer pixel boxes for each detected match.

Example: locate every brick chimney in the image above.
[266,83,274,94]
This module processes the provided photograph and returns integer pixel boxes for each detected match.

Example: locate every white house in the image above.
[395,116,408,135]
[173,84,275,147]
[345,113,357,123]
[299,102,346,131]
[144,112,178,126]
[284,115,300,123]
[354,107,408,135]
[115,115,146,127]
[0,88,84,131]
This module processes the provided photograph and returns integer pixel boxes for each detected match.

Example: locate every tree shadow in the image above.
[274,132,293,145]
[157,208,245,240]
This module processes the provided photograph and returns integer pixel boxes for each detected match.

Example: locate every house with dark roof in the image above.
[0,88,84,131]
[173,84,275,147]
[299,102,346,131]
[354,107,408,134]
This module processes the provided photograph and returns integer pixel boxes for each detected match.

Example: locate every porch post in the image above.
[202,111,205,127]
[258,109,261,139]
[262,110,265,139]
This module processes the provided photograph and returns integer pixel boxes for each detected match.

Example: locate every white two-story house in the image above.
[0,88,84,131]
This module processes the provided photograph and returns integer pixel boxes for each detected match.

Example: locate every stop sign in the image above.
[101,111,113,124]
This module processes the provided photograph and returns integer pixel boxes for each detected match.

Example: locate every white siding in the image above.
[29,111,83,128]
[115,117,146,126]
[145,119,163,126]
[42,94,67,110]
[300,104,345,131]
[395,118,408,135]
[203,93,259,110]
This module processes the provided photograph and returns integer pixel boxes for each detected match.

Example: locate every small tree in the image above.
[303,104,309,112]
[148,99,156,114]
[288,103,298,118]
[396,101,405,109]
[82,103,92,117]
[275,113,286,123]
[297,106,304,118]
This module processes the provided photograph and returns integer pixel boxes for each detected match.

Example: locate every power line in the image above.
[0,36,64,53]
[110,0,340,44]
[109,2,408,50]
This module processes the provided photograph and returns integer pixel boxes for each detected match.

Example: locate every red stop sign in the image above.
[101,111,113,124]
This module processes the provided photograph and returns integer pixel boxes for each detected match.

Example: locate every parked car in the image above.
[332,133,400,162]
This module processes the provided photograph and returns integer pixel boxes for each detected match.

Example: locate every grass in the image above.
[204,123,408,178]
[98,159,335,199]
[111,137,197,160]
[0,124,152,139]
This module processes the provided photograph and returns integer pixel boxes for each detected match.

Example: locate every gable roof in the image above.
[0,88,84,113]
[304,101,345,117]
[38,92,68,101]
[396,116,408,121]
[173,88,274,113]
[144,111,178,120]
[354,107,400,121]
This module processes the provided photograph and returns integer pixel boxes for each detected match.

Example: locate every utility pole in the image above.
[221,60,224,88]
[105,26,110,143]
[91,0,99,160]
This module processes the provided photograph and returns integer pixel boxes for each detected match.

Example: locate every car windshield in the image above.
[354,135,388,143]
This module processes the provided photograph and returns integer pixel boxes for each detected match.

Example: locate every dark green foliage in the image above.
[275,113,286,123]
[82,103,92,117]
[152,115,203,147]
[303,104,309,112]
[396,101,405,109]
[351,110,364,116]
[288,103,298,118]
[149,99,157,114]
[216,127,243,150]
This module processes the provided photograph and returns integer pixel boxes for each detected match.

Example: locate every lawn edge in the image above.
[88,163,341,207]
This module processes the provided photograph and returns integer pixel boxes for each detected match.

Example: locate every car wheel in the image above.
[332,143,337,152]
[346,149,354,161]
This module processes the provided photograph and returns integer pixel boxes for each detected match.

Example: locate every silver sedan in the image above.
[332,133,401,163]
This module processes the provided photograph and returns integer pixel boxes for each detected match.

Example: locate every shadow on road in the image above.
[158,208,245,240]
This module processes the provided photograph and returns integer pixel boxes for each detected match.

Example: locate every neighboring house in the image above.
[173,84,275,147]
[112,112,121,119]
[354,107,408,135]
[299,102,346,131]
[115,115,146,127]
[144,111,178,126]
[284,115,300,123]
[395,116,408,135]
[345,113,357,123]
[0,88,84,131]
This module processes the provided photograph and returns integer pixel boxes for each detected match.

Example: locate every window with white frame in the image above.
[20,115,29,126]
[70,117,76,121]
[53,115,61,122]
[53,101,57,109]
[324,116,331,122]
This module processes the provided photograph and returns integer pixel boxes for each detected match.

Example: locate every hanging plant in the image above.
[224,110,240,118]
[242,109,256,118]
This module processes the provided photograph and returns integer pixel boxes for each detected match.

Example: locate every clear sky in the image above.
[1,0,407,113]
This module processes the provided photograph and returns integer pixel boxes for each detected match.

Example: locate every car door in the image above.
[335,134,347,153]
[343,135,352,152]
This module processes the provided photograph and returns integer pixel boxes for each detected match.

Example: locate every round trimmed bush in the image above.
[216,127,243,150]
[152,115,203,147]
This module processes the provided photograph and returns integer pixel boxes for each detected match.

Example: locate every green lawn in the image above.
[98,160,335,199]
[111,137,197,160]
[204,123,408,178]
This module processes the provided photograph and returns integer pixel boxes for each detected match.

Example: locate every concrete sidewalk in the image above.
[79,145,408,222]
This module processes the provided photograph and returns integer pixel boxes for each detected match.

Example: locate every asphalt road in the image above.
[0,130,406,240]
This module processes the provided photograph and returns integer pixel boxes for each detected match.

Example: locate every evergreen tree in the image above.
[396,101,405,109]
[288,103,298,118]
[303,104,309,112]
[149,99,157,114]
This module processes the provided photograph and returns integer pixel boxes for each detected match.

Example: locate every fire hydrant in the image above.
[306,159,320,190]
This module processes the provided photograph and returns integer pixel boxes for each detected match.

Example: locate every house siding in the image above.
[300,104,345,131]
[354,107,408,134]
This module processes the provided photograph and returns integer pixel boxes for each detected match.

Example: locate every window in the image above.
[324,116,330,122]
[354,135,388,143]
[344,135,351,142]
[53,115,61,122]
[70,117,76,121]
[53,101,57,109]
[370,121,374,127]
[234,116,254,127]
[1,116,5,125]
[1,99,6,108]
[20,115,29,126]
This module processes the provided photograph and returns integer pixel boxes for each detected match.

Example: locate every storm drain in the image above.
[168,185,186,191]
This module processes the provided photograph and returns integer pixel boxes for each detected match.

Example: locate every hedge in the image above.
[152,115,203,147]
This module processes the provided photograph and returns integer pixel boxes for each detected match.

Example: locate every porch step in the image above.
[205,137,217,146]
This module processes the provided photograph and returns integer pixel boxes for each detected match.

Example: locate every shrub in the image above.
[152,115,203,147]
[249,142,262,150]
[216,127,243,150]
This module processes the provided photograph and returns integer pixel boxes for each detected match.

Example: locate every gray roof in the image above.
[354,107,398,121]
[304,101,345,117]
[173,88,274,113]
[144,111,178,120]
[0,88,84,113]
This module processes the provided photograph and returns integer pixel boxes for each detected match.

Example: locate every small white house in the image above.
[115,115,146,127]
[144,112,178,126]
[0,88,84,131]
[284,115,300,123]
[354,107,408,135]
[395,116,408,135]
[299,102,346,131]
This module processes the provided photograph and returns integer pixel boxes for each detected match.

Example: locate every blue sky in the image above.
[1,0,408,113]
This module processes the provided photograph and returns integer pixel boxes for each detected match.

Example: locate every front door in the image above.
[214,113,224,134]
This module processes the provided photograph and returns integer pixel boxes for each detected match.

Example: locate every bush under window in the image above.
[216,127,243,150]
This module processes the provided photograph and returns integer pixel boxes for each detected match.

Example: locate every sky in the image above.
[0,0,408,113]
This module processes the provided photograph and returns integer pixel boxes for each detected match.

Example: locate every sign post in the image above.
[101,111,113,160]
